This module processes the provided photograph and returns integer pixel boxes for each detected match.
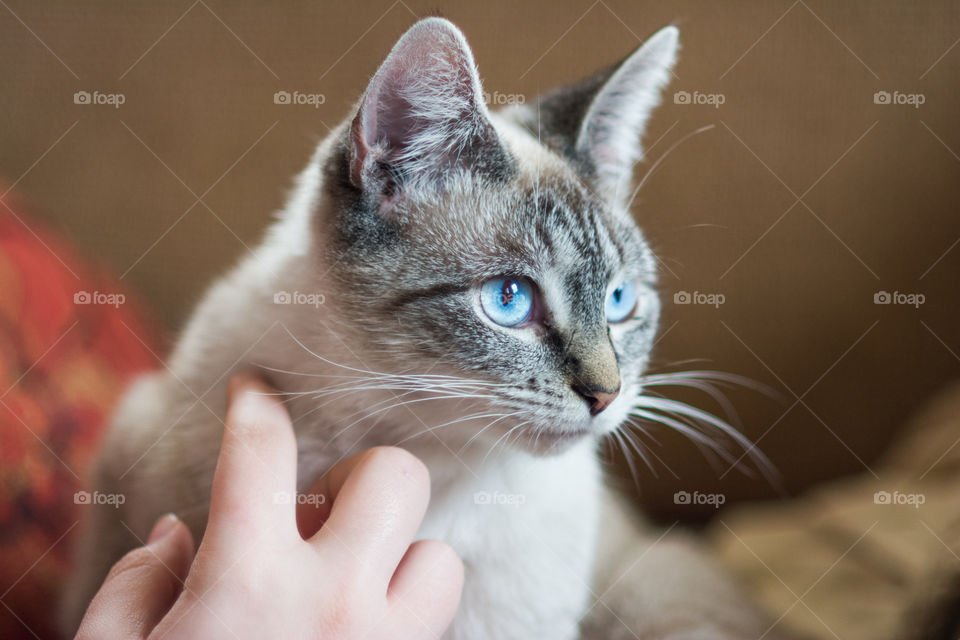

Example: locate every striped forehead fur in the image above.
[276,18,678,444]
[317,116,656,387]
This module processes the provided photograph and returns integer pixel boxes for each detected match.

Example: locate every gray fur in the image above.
[62,18,787,640]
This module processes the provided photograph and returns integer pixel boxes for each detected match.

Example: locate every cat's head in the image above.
[314,18,677,454]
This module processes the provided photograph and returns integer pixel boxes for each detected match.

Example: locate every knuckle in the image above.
[317,581,376,637]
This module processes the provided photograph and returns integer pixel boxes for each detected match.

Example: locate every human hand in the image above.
[75,373,463,640]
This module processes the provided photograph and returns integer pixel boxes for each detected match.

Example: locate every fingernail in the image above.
[147,513,179,544]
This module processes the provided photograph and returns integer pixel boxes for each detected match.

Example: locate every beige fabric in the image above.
[708,382,960,639]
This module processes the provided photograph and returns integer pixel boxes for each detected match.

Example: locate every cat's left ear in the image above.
[578,26,678,200]
[348,18,509,206]
[522,26,679,202]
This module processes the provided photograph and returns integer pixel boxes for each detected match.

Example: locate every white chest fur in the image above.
[409,441,601,640]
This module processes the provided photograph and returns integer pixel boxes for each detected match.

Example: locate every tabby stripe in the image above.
[386,282,469,311]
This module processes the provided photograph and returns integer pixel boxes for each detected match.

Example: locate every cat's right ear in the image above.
[348,18,509,210]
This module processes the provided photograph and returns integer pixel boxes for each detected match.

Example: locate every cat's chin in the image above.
[513,425,596,456]
[505,403,631,456]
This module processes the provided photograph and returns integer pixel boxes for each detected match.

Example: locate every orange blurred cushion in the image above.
[0,188,163,640]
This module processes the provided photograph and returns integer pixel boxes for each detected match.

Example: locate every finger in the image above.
[206,373,299,545]
[295,448,374,538]
[310,447,431,584]
[75,514,194,640]
[387,539,464,640]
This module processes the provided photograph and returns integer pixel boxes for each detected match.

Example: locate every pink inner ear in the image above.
[347,18,487,192]
[351,94,400,218]
[349,109,372,187]
[350,67,389,187]
[589,140,622,173]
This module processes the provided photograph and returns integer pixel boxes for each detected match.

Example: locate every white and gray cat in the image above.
[62,18,787,639]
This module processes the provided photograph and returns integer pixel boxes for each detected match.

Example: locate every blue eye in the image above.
[480,277,535,327]
[605,280,638,323]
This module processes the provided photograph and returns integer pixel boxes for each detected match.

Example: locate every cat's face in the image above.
[316,18,677,454]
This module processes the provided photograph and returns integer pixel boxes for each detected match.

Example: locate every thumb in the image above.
[76,514,195,640]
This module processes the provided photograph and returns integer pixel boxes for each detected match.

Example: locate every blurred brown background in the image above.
[2,0,958,518]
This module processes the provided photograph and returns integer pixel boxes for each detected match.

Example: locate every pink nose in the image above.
[573,385,620,416]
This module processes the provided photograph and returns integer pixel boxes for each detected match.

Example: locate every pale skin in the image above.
[75,374,464,640]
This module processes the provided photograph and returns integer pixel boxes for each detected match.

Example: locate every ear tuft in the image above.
[349,18,504,200]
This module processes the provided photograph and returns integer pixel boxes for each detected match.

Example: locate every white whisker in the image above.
[627,124,716,211]
[614,369,783,488]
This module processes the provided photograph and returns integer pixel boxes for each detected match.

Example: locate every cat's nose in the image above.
[572,383,620,416]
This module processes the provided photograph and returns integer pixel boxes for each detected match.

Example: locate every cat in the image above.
[62,17,786,640]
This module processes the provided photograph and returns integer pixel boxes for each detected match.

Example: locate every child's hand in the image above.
[75,374,463,640]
